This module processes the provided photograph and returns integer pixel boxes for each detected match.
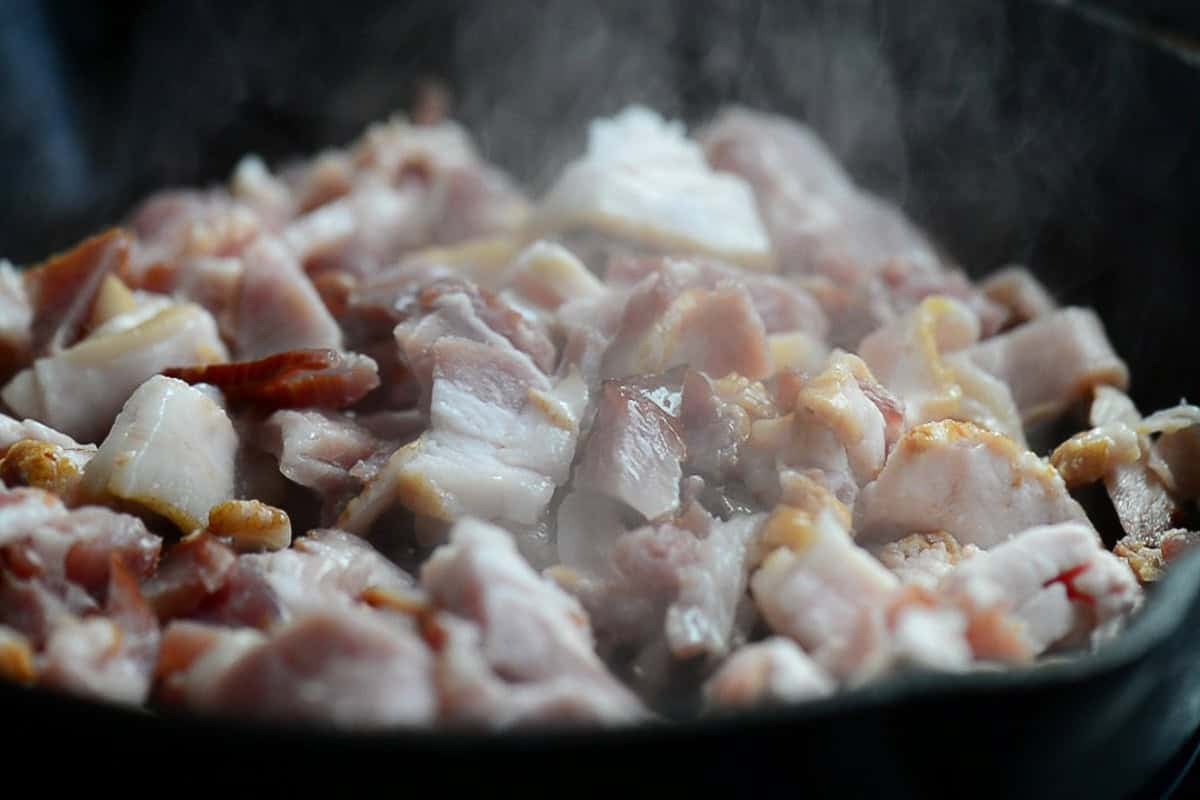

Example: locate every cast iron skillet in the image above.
[2,1,1199,796]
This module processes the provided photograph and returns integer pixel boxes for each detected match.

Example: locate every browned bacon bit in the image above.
[0,439,89,501]
[163,348,380,410]
[0,625,36,685]
[1114,529,1200,583]
[24,228,133,354]
[205,499,292,553]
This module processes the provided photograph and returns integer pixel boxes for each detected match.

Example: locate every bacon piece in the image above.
[416,279,556,374]
[142,533,238,621]
[0,625,35,684]
[23,228,133,355]
[704,637,834,710]
[205,499,291,553]
[0,438,93,502]
[0,261,32,376]
[164,348,380,410]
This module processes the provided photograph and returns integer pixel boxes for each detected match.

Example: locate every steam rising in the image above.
[447,0,1136,279]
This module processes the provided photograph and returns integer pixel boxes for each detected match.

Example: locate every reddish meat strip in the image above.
[22,228,133,356]
[164,349,380,411]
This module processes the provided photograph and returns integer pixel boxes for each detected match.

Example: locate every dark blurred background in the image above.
[2,0,1199,414]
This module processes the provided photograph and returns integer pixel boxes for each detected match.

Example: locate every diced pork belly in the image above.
[496,241,606,314]
[745,499,981,680]
[554,498,765,668]
[157,608,436,728]
[0,414,90,453]
[678,369,764,484]
[684,353,897,508]
[859,296,1024,443]
[1087,387,1183,542]
[259,409,406,512]
[339,338,585,563]
[282,119,527,277]
[854,420,1088,548]
[351,117,529,246]
[600,273,772,382]
[421,518,642,726]
[532,107,773,271]
[140,533,239,622]
[1060,388,1195,576]
[940,522,1140,655]
[749,504,899,679]
[1,303,228,443]
[573,380,686,521]
[784,352,901,487]
[81,376,237,532]
[0,260,32,373]
[0,487,160,599]
[704,637,834,710]
[127,189,261,273]
[143,526,414,632]
[626,509,765,661]
[235,236,343,359]
[22,229,133,356]
[230,155,293,229]
[0,487,162,703]
[134,255,243,341]
[394,277,556,401]
[605,256,828,338]
[979,266,1057,330]
[1139,402,1200,500]
[219,529,418,627]
[431,613,639,727]
[40,560,160,705]
[967,308,1129,425]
